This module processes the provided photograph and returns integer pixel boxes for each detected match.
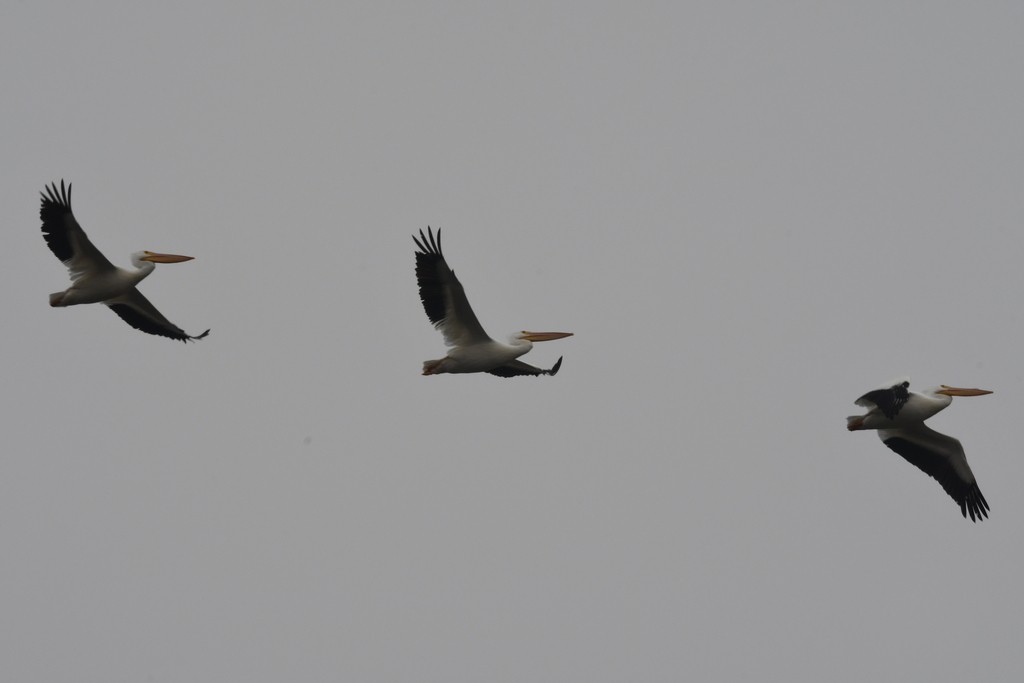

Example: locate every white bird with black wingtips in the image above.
[847,377,992,521]
[40,180,209,342]
[413,227,572,377]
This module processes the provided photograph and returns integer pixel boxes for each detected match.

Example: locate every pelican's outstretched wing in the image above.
[856,379,911,419]
[105,289,210,342]
[878,424,989,521]
[487,357,563,378]
[414,227,492,347]
[40,180,115,281]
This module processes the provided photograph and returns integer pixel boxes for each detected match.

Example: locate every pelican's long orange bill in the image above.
[141,252,195,263]
[521,331,574,342]
[938,386,993,397]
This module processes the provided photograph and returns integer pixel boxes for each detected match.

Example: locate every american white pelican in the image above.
[847,378,992,521]
[413,227,572,376]
[40,180,209,342]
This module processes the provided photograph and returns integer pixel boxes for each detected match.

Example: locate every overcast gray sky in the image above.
[3,1,1024,681]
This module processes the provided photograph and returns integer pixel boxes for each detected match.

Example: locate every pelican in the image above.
[847,378,992,521]
[413,227,572,376]
[40,180,209,342]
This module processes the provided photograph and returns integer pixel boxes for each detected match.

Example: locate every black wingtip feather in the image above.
[40,179,76,263]
[486,356,565,378]
[413,226,450,327]
[881,436,990,522]
[108,303,209,343]
[961,485,990,522]
[413,226,441,255]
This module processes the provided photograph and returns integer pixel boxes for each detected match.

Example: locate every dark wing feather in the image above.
[39,180,115,276]
[413,227,491,346]
[106,289,209,342]
[857,380,911,419]
[880,425,989,522]
[487,356,563,378]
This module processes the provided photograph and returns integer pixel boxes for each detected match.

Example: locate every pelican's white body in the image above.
[425,336,533,375]
[50,255,155,307]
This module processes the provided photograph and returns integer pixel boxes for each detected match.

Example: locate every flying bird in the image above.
[40,180,209,342]
[847,378,992,521]
[413,227,572,377]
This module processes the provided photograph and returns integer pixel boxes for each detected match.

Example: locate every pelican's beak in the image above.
[141,251,194,263]
[937,385,993,397]
[520,331,574,342]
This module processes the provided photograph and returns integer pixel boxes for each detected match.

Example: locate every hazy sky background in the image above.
[3,2,1023,681]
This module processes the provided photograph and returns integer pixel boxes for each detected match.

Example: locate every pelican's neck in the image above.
[922,388,954,409]
[911,388,953,421]
[506,335,533,351]
[129,253,156,283]
[495,335,532,361]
